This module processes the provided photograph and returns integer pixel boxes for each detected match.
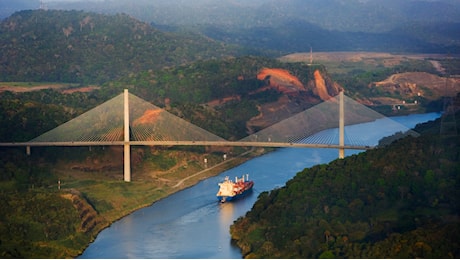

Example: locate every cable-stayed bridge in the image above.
[0,90,419,181]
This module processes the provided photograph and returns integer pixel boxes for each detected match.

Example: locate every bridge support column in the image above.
[123,89,131,182]
[339,91,345,159]
[124,143,131,182]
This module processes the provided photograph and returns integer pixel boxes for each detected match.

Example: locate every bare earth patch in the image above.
[373,72,459,98]
[0,84,66,93]
[0,83,99,93]
[280,52,453,68]
[257,68,305,91]
[61,86,100,94]
[280,52,460,103]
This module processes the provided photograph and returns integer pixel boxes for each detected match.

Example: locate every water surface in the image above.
[79,112,441,258]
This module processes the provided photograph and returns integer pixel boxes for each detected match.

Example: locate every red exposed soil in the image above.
[257,68,305,92]
[207,68,307,108]
[206,66,341,131]
[207,96,241,107]
[132,109,162,125]
[280,52,459,104]
[313,70,331,100]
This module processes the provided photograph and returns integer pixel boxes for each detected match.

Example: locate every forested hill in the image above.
[230,106,460,258]
[0,10,245,84]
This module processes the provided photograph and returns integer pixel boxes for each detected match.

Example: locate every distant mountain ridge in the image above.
[39,0,460,32]
[38,0,460,53]
[1,1,459,53]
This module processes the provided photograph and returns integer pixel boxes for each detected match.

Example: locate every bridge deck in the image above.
[0,141,373,150]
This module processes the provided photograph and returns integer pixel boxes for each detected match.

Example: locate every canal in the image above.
[79,113,441,258]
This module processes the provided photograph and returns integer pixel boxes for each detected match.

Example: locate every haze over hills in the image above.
[1,0,459,53]
[0,2,459,258]
[41,0,460,31]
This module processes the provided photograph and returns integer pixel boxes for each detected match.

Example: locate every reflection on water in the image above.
[118,216,136,258]
[79,113,441,259]
[219,202,234,231]
[217,202,235,255]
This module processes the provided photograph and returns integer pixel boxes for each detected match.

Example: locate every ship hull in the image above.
[217,181,253,203]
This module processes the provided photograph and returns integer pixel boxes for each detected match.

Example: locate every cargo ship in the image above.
[216,174,254,203]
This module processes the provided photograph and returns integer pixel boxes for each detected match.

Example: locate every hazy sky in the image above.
[43,0,103,2]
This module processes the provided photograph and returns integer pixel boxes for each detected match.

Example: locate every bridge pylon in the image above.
[0,89,421,182]
[124,89,131,182]
[339,90,345,159]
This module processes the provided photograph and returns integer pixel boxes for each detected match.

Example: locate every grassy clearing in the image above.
[0,82,79,87]
[53,147,262,226]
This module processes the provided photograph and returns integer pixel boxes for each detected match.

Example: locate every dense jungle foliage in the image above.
[230,110,460,258]
[0,147,103,258]
[0,89,108,142]
[0,10,248,84]
[107,56,292,105]
[0,190,91,258]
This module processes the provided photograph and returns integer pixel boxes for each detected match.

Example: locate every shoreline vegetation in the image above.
[65,147,266,258]
[229,114,460,258]
[1,111,455,258]
[0,7,458,258]
[0,144,268,258]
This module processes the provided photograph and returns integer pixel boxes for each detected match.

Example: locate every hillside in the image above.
[1,53,455,143]
[230,106,460,258]
[101,56,346,138]
[373,72,458,98]
[104,53,458,137]
[0,10,244,84]
[0,3,459,258]
[281,52,460,113]
[40,0,460,54]
[0,10,457,131]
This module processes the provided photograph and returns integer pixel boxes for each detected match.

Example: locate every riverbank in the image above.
[2,112,441,258]
[58,147,268,258]
[229,113,458,258]
[76,112,445,258]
